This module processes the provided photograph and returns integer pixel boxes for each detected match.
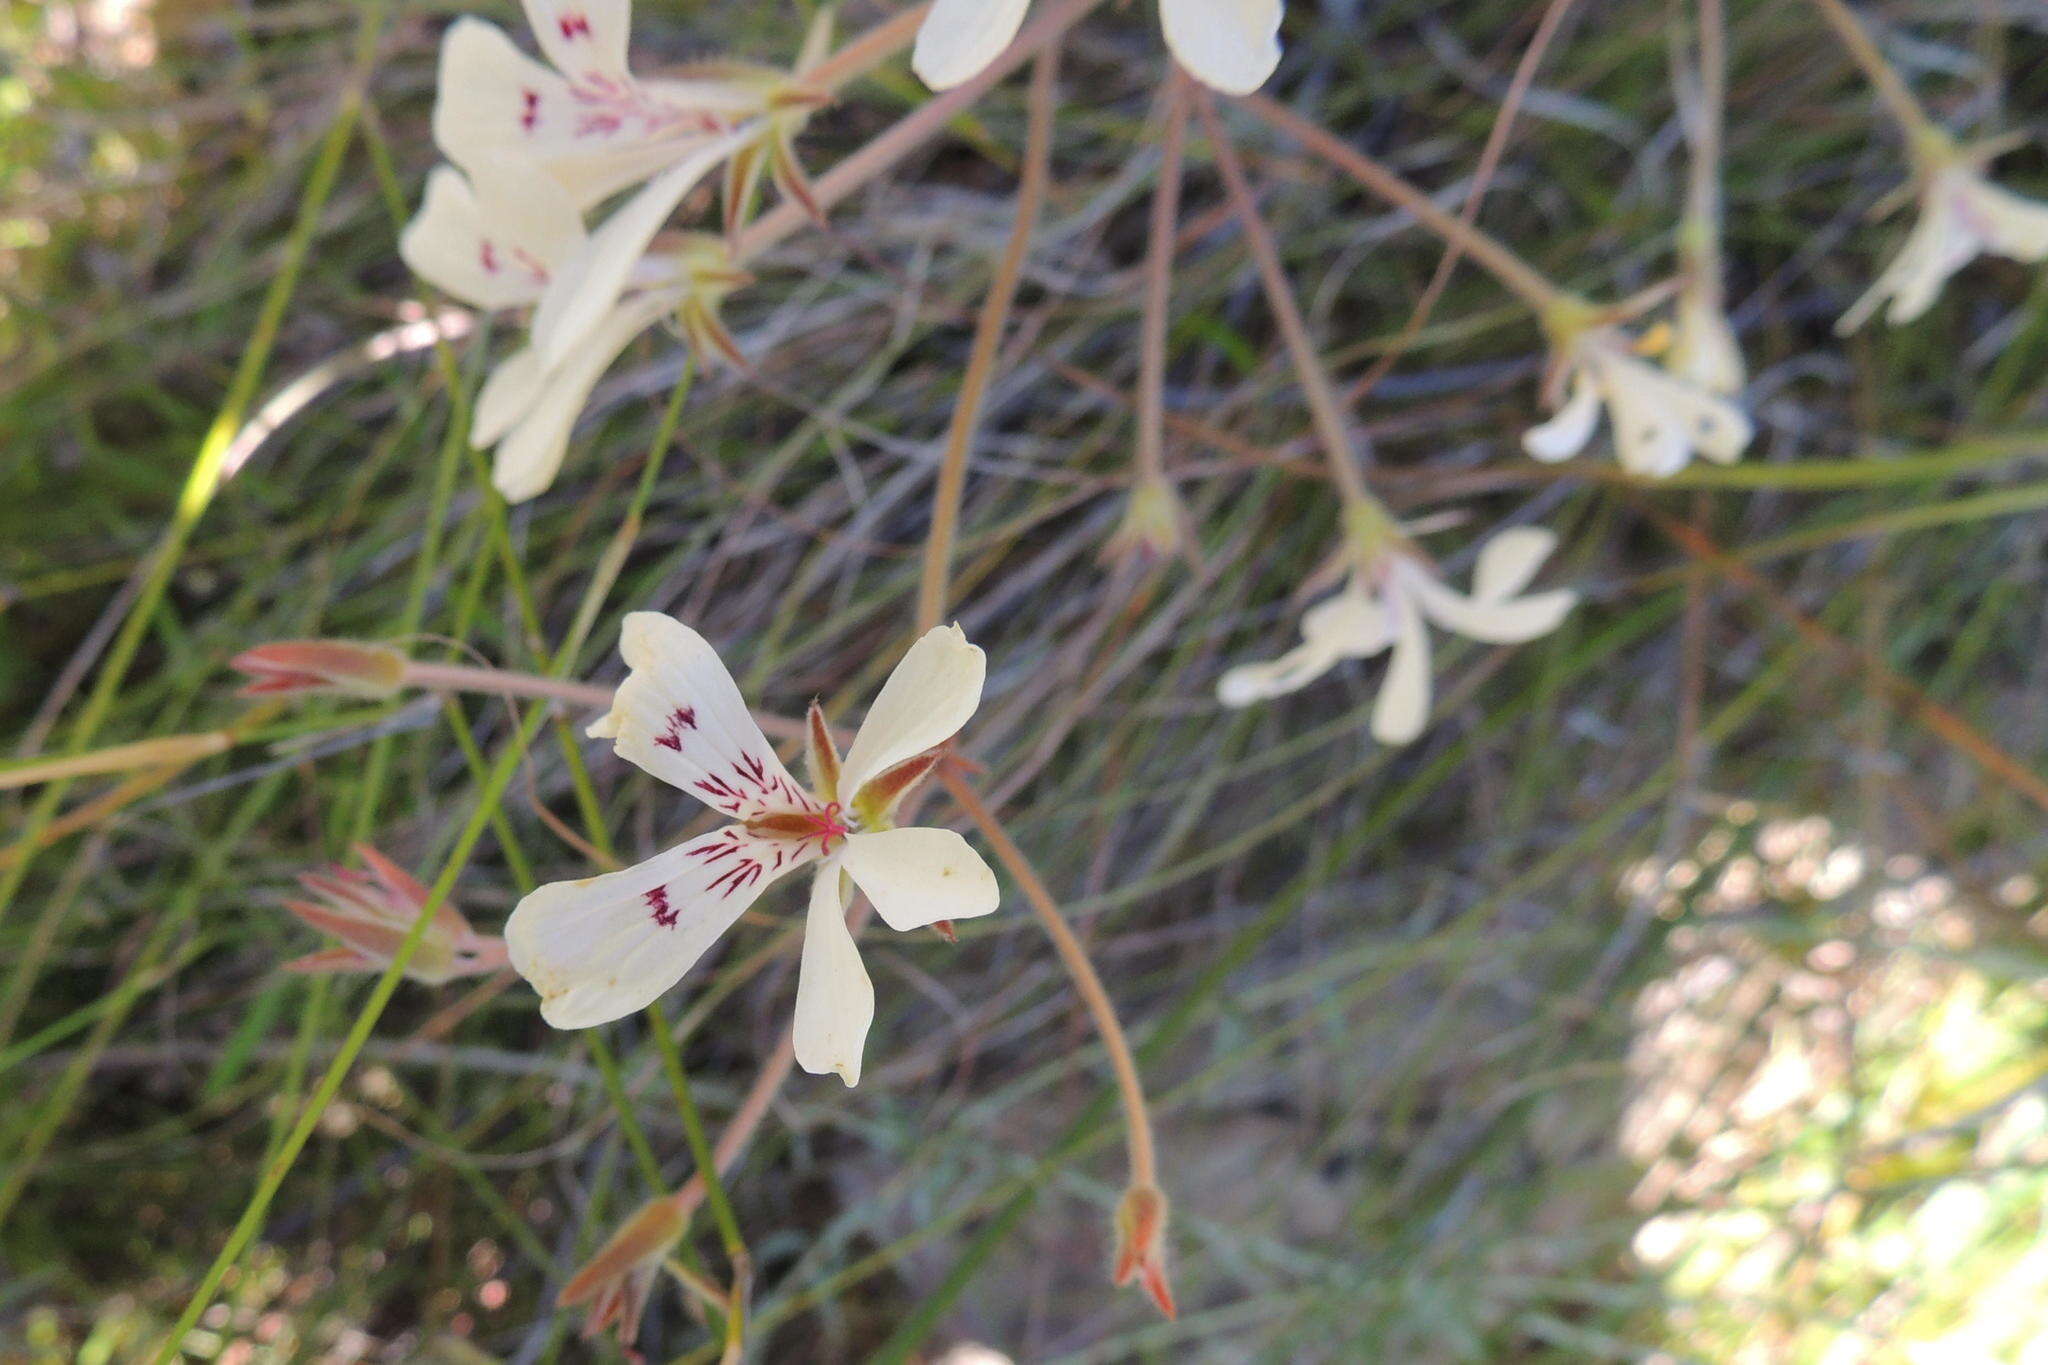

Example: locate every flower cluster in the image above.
[401,1,806,501]
[207,0,2048,1347]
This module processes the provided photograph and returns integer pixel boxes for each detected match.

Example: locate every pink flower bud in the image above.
[230,640,406,699]
[1112,1183,1177,1319]
[280,844,505,985]
[558,1196,687,1346]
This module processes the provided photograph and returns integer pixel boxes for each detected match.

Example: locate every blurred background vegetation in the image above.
[6,0,2048,1360]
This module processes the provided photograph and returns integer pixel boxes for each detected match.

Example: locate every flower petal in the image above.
[432,20,574,180]
[1968,178,2048,263]
[793,865,873,1086]
[1521,371,1601,462]
[431,16,743,209]
[1838,182,1977,333]
[530,132,746,370]
[839,624,987,801]
[485,291,674,503]
[522,0,633,84]
[841,827,1000,932]
[1589,346,1752,475]
[1407,572,1577,644]
[1370,591,1433,744]
[912,0,1034,90]
[1471,526,1559,601]
[399,164,582,310]
[1216,636,1345,706]
[587,612,812,821]
[1299,586,1393,656]
[472,345,546,448]
[506,825,811,1028]
[1160,0,1283,95]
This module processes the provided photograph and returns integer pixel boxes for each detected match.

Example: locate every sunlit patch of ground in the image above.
[1623,805,2048,1363]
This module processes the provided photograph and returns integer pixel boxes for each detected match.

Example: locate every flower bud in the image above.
[558,1195,688,1345]
[231,640,406,699]
[1102,476,1193,569]
[281,844,504,986]
[1111,1183,1177,1319]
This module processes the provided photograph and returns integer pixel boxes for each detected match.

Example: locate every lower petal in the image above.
[1522,372,1601,462]
[841,827,999,932]
[506,825,808,1028]
[1216,637,1345,706]
[793,866,874,1086]
[473,346,546,448]
[488,293,673,502]
[1371,594,1433,744]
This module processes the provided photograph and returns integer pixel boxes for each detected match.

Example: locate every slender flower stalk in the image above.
[733,0,1103,267]
[1346,0,1582,408]
[916,49,1060,632]
[1234,92,1567,316]
[1107,72,1196,567]
[1196,90,1382,518]
[1802,0,1937,144]
[788,4,930,93]
[232,642,809,738]
[1669,0,1744,396]
[1199,93,1577,738]
[940,766,1176,1318]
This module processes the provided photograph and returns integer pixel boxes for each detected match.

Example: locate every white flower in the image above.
[1838,150,2048,334]
[433,0,768,210]
[400,150,746,502]
[912,0,1283,96]
[506,616,1000,1085]
[1523,325,1753,477]
[1217,525,1576,744]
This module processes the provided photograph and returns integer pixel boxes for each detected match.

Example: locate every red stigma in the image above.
[808,802,849,852]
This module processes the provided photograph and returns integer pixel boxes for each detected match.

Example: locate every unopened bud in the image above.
[559,1196,688,1346]
[231,640,406,699]
[1111,1183,1177,1319]
[1102,476,1193,569]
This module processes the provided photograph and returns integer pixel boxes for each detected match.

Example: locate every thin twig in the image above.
[1196,91,1377,512]
[939,768,1158,1189]
[1233,92,1567,314]
[916,48,1061,632]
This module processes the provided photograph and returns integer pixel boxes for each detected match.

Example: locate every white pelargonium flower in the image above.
[913,0,1283,97]
[1523,320,1753,478]
[1218,521,1577,744]
[1838,137,2048,334]
[434,0,769,209]
[506,615,1000,1086]
[400,151,746,502]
